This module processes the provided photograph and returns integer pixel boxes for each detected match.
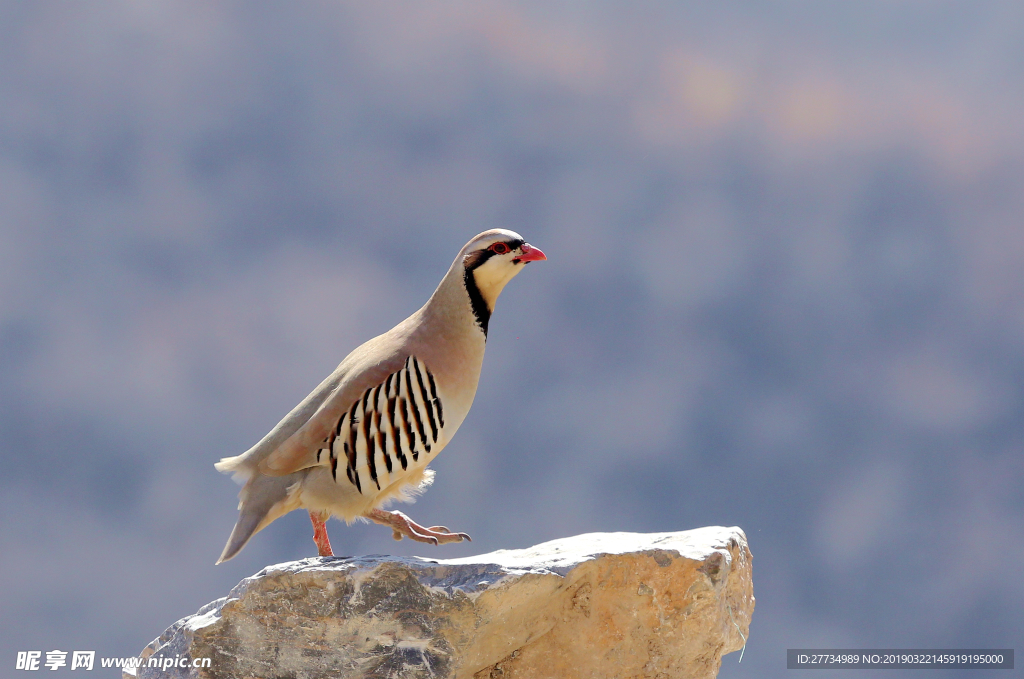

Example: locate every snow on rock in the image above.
[126,527,754,679]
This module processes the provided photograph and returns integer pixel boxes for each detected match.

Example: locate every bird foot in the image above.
[366,509,471,545]
[309,510,334,557]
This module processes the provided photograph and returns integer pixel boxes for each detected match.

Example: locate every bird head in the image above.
[459,229,546,334]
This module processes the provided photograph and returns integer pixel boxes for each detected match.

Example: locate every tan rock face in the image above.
[127,527,753,679]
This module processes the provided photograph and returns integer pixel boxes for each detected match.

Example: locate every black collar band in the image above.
[463,266,490,337]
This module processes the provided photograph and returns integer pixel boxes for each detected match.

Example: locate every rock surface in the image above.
[127,527,753,679]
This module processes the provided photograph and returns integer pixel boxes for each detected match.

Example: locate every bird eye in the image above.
[489,242,510,255]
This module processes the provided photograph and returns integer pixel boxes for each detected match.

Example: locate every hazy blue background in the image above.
[1,2,1022,676]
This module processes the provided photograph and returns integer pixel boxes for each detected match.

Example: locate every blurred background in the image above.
[1,1,1022,676]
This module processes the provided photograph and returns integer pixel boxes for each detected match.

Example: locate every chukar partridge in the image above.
[215,229,546,563]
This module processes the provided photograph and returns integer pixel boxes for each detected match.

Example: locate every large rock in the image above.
[127,527,753,679]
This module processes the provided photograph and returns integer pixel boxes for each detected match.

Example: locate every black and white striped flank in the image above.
[318,356,445,494]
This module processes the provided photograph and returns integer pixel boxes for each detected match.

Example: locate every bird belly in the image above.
[299,453,438,522]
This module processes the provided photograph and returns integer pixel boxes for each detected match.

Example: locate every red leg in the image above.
[309,510,334,557]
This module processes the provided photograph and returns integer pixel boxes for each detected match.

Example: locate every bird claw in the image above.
[429,526,470,542]
[367,509,470,546]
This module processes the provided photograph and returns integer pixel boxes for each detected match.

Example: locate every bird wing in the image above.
[213,366,348,482]
[259,354,446,491]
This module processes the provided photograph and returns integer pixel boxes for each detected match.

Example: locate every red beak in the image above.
[514,243,547,263]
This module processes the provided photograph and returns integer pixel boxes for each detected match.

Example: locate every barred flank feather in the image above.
[323,355,445,495]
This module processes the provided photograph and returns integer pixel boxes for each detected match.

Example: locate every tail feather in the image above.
[215,454,253,485]
[216,473,297,564]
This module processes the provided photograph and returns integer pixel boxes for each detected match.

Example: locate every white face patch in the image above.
[471,252,525,309]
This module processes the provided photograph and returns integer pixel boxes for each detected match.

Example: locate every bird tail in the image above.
[215,453,254,484]
[216,472,298,564]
